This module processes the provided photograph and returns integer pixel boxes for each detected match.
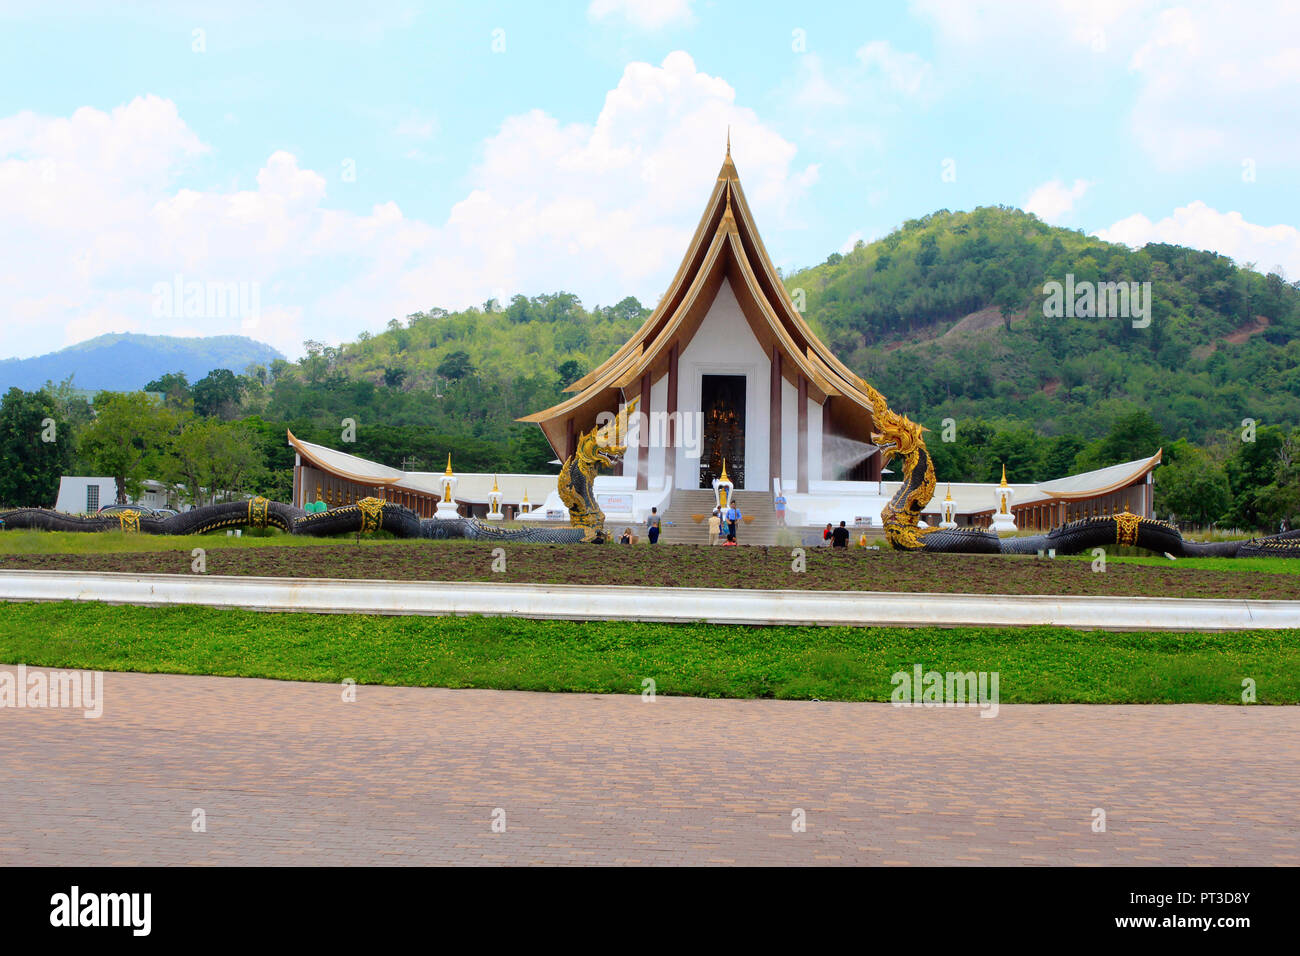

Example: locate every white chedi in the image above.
[435,453,461,519]
[486,475,504,520]
[989,464,1017,537]
[712,459,735,512]
[939,485,958,529]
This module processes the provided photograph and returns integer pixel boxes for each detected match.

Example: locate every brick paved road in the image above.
[1,666,1296,865]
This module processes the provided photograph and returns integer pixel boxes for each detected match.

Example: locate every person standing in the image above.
[832,520,850,549]
[774,492,787,526]
[708,509,722,546]
[646,507,661,544]
[726,499,741,544]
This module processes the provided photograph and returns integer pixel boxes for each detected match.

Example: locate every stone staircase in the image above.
[657,488,798,546]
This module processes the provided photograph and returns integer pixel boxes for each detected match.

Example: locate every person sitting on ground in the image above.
[832,520,850,549]
[823,522,833,544]
[619,528,633,544]
[723,532,738,546]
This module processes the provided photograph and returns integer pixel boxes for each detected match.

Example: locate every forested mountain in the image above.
[0,333,283,393]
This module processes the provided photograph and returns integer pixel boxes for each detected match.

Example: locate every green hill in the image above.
[784,206,1300,444]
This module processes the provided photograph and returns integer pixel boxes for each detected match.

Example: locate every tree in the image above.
[144,371,193,410]
[994,282,1021,332]
[1074,408,1163,471]
[192,368,244,419]
[0,387,73,508]
[78,392,179,504]
[1223,424,1286,529]
[167,419,268,507]
[1039,434,1085,480]
[437,350,474,381]
[1154,445,1231,526]
[556,360,584,386]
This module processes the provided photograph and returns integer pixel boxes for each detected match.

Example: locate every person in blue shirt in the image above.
[725,499,741,543]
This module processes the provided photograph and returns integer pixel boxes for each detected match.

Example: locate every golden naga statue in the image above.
[857,378,937,551]
[557,396,639,543]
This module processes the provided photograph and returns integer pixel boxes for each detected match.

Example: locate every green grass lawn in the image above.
[1,601,1294,704]
[1058,552,1300,574]
[0,528,440,554]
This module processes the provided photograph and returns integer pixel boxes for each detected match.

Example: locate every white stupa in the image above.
[990,464,1017,537]
[435,454,460,519]
[940,484,958,529]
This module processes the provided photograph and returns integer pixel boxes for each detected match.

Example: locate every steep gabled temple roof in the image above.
[518,145,879,457]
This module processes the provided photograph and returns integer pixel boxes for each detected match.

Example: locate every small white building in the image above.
[54,477,118,515]
[53,476,180,514]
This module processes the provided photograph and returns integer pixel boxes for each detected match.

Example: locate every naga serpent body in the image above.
[0,404,638,544]
[859,377,1300,558]
[0,497,589,543]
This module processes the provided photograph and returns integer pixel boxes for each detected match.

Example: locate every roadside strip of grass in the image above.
[0,529,441,554]
[1,601,1295,704]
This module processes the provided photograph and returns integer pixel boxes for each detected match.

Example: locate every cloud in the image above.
[0,54,816,360]
[441,51,817,301]
[588,0,694,31]
[789,54,850,109]
[1024,178,1091,223]
[1124,2,1300,167]
[1097,201,1300,277]
[856,41,934,99]
[909,0,1300,168]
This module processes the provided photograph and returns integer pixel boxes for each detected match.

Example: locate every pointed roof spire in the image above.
[720,459,730,483]
[445,453,454,477]
[719,182,738,235]
[491,474,500,493]
[717,132,738,182]
[521,487,530,504]
[999,463,1008,487]
[945,483,952,501]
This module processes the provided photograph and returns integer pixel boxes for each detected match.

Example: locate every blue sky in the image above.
[2,0,1297,359]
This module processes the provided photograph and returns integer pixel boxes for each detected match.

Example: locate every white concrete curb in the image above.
[1,570,1297,631]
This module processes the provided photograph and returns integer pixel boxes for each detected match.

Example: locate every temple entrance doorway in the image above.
[699,374,746,489]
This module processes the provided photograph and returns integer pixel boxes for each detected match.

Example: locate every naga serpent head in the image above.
[871,408,927,461]
[583,396,640,468]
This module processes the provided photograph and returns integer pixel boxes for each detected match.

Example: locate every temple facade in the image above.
[519,143,882,506]
[287,145,1162,541]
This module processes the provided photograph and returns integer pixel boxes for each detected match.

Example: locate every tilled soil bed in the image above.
[3,540,1300,600]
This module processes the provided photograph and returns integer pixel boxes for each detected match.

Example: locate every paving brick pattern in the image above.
[1,666,1295,866]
